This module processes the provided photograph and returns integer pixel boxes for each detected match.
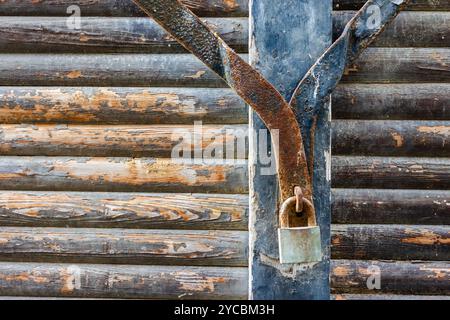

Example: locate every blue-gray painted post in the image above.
[249,0,332,300]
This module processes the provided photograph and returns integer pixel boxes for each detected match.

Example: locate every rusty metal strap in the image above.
[131,0,408,217]
[132,0,312,204]
[290,0,409,120]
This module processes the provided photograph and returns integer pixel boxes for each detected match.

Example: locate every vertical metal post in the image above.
[249,0,332,299]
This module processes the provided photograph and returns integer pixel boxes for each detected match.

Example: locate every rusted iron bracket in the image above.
[131,0,408,222]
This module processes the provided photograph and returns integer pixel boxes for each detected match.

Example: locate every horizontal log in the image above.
[332,189,450,225]
[2,12,446,54]
[0,156,447,192]
[0,191,248,230]
[1,49,448,86]
[331,260,450,295]
[332,120,450,157]
[0,124,248,158]
[0,0,249,17]
[333,84,450,120]
[0,227,248,266]
[334,0,450,10]
[0,157,248,193]
[331,224,450,261]
[332,156,450,189]
[334,11,450,47]
[0,262,248,299]
[333,294,450,300]
[5,120,450,158]
[0,17,248,53]
[0,54,237,87]
[0,189,446,229]
[342,48,450,83]
[0,87,247,125]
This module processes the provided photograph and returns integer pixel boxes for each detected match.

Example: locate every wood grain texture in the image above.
[333,84,450,120]
[332,156,450,189]
[0,54,235,87]
[0,0,249,17]
[0,191,248,230]
[0,157,248,193]
[0,87,247,125]
[0,17,248,53]
[1,12,447,54]
[0,124,248,157]
[332,189,450,225]
[334,0,450,10]
[332,120,450,157]
[0,49,448,86]
[331,224,450,261]
[0,262,248,299]
[334,11,450,47]
[331,260,450,295]
[342,48,450,83]
[0,227,248,266]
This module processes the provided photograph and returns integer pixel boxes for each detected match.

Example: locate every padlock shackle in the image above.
[279,196,317,229]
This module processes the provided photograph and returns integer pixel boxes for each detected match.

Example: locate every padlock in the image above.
[278,195,322,264]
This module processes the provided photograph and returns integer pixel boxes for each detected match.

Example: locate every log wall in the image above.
[0,0,448,299]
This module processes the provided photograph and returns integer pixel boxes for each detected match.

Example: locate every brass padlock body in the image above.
[278,196,322,264]
[278,226,322,264]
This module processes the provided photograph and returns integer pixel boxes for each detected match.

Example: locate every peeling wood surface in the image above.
[0,124,248,157]
[332,156,450,189]
[0,157,248,193]
[333,120,450,157]
[1,12,447,54]
[0,17,248,53]
[0,87,247,125]
[0,54,235,87]
[333,84,450,120]
[342,48,450,83]
[0,0,249,17]
[333,189,450,225]
[334,0,450,10]
[332,260,450,295]
[0,191,248,230]
[331,224,450,261]
[0,227,248,266]
[334,11,450,47]
[0,49,449,87]
[0,262,248,299]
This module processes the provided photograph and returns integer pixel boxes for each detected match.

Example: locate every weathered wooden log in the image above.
[332,189,450,225]
[342,48,450,83]
[0,17,248,53]
[334,11,450,47]
[332,156,450,189]
[334,0,450,10]
[0,124,248,158]
[0,190,447,229]
[0,49,448,86]
[0,54,234,87]
[332,120,450,157]
[0,191,248,230]
[333,84,450,120]
[0,87,247,124]
[0,227,248,266]
[331,260,450,295]
[331,224,450,261]
[333,294,450,300]
[0,0,249,17]
[1,13,447,54]
[0,157,248,193]
[0,262,248,299]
